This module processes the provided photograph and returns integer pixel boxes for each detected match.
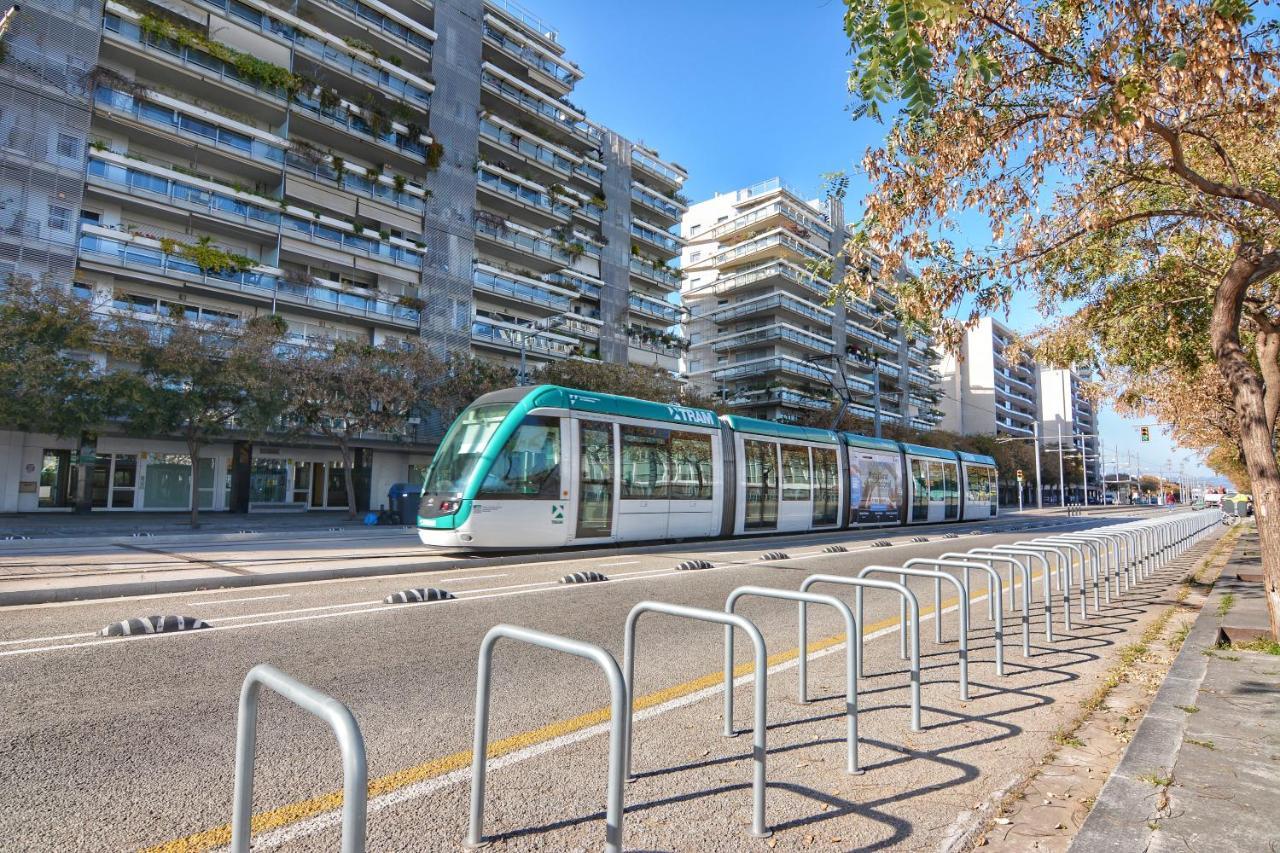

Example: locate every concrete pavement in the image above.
[0,512,1218,851]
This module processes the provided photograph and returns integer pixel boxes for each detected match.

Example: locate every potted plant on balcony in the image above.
[425,140,445,171]
[396,294,425,312]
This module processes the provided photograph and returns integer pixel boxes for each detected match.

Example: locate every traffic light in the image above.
[1016,469,1024,481]
[1140,426,1150,442]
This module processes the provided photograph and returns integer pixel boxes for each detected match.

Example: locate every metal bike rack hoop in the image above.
[231,664,368,853]
[466,625,627,852]
[906,557,1006,677]
[948,550,1032,660]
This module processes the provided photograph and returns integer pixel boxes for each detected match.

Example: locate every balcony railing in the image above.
[628,293,681,323]
[87,156,280,232]
[474,217,570,264]
[709,292,831,326]
[543,270,601,298]
[292,91,428,158]
[79,231,420,325]
[739,177,803,201]
[708,199,832,245]
[729,389,832,411]
[629,257,680,289]
[282,214,422,268]
[472,319,574,355]
[708,229,828,268]
[284,150,424,211]
[631,149,683,185]
[473,266,571,311]
[630,183,683,220]
[477,166,572,218]
[481,68,585,138]
[709,260,830,301]
[846,322,898,352]
[710,325,833,355]
[631,220,681,254]
[315,0,435,56]
[479,116,577,177]
[483,21,575,85]
[712,356,833,384]
[93,86,285,164]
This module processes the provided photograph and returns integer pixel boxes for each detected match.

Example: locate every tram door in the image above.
[575,419,615,539]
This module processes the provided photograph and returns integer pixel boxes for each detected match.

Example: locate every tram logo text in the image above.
[666,406,717,427]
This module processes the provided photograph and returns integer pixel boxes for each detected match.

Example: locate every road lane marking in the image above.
[186,595,291,607]
[0,630,97,646]
[598,560,640,567]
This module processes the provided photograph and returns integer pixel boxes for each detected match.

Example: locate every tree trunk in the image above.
[186,435,203,529]
[339,438,358,520]
[1211,250,1280,639]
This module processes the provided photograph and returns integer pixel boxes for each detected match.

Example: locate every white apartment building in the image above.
[935,316,1040,438]
[0,0,686,514]
[1039,365,1102,494]
[679,179,942,430]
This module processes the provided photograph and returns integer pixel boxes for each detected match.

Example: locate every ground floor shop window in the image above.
[38,450,75,508]
[92,454,137,509]
[141,455,214,509]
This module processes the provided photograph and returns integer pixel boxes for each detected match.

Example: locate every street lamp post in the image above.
[1057,423,1067,507]
[516,313,570,386]
[1033,421,1043,509]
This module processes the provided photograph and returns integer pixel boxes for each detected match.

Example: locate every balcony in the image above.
[629,293,681,324]
[708,200,833,247]
[729,388,832,412]
[86,154,280,236]
[705,228,829,271]
[712,355,834,385]
[474,215,571,270]
[631,148,685,190]
[77,228,420,327]
[709,291,832,327]
[629,257,681,290]
[472,318,575,357]
[477,163,573,223]
[281,213,423,269]
[631,218,682,256]
[291,91,429,160]
[847,354,900,380]
[93,85,285,167]
[482,17,578,90]
[631,182,684,223]
[312,0,436,58]
[627,334,683,359]
[710,324,833,356]
[479,115,579,181]
[473,264,573,312]
[846,322,898,354]
[284,149,425,212]
[909,366,940,386]
[544,269,601,299]
[709,260,831,302]
[480,64,589,144]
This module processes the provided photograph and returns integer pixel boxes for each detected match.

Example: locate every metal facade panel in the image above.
[598,130,631,363]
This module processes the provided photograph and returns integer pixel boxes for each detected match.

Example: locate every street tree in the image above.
[839,0,1280,636]
[111,313,288,527]
[283,339,440,519]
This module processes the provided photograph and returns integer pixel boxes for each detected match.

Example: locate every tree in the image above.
[284,339,440,518]
[534,360,723,409]
[419,355,516,433]
[111,313,287,527]
[839,0,1280,637]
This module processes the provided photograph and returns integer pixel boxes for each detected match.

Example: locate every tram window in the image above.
[476,415,561,499]
[911,459,929,521]
[941,462,959,519]
[669,431,714,500]
[812,447,839,525]
[621,425,670,499]
[744,439,778,529]
[423,403,514,496]
[781,445,811,501]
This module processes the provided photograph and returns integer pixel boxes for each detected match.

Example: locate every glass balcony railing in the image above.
[709,230,828,268]
[740,177,803,201]
[474,217,570,264]
[282,214,421,267]
[543,270,600,298]
[481,70,584,137]
[473,266,572,311]
[483,22,575,85]
[631,183,682,220]
[631,220,681,254]
[284,150,424,211]
[631,149,683,185]
[629,257,680,289]
[574,158,604,187]
[479,116,576,176]
[87,156,280,230]
[292,91,427,157]
[486,0,559,44]
[846,322,898,352]
[711,325,833,354]
[709,200,832,245]
[102,13,289,101]
[628,293,681,323]
[315,0,435,56]
[93,86,285,164]
[710,261,831,300]
[712,356,834,384]
[198,0,432,99]
[472,319,574,355]
[79,232,421,324]
[477,166,572,218]
[709,292,831,326]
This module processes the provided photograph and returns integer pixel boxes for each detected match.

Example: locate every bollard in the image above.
[466,625,627,852]
[231,664,367,853]
[726,586,862,774]
[624,601,771,839]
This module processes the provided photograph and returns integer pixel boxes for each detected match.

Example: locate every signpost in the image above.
[1016,469,1024,512]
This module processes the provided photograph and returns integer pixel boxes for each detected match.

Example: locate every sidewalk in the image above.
[0,509,372,541]
[1070,527,1280,852]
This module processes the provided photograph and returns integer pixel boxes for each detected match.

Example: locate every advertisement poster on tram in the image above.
[849,450,902,524]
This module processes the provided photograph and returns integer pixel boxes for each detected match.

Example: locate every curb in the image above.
[0,525,413,551]
[1068,541,1226,852]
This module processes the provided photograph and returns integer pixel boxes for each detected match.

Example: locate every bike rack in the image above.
[1031,538,1092,619]
[727,586,862,774]
[858,565,970,700]
[800,574,922,731]
[990,546,1057,641]
[466,625,627,852]
[1055,533,1113,605]
[1010,542,1075,631]
[906,557,1006,677]
[624,601,771,839]
[946,551,1031,659]
[231,664,367,853]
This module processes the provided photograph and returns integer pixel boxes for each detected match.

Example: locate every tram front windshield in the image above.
[422,403,514,498]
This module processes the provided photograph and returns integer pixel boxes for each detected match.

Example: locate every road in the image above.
[0,511,1210,851]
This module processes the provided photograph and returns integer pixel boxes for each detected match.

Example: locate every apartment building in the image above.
[935,316,1040,438]
[680,179,942,430]
[0,0,686,514]
[1039,365,1102,496]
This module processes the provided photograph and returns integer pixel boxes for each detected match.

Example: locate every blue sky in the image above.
[524,0,1222,483]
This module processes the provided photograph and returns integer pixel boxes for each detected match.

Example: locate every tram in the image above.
[417,385,998,549]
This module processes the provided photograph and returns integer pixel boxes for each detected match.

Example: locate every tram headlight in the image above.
[438,499,459,513]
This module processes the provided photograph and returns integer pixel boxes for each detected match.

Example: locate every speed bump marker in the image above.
[675,559,714,571]
[823,545,848,553]
[560,571,609,584]
[100,616,211,637]
[384,587,456,604]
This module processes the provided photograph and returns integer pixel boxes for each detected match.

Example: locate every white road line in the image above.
[0,630,98,646]
[185,594,291,607]
[598,560,640,567]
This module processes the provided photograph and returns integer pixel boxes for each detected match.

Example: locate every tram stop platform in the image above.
[1071,527,1280,853]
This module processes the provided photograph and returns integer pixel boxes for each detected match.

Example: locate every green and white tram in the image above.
[417,385,997,549]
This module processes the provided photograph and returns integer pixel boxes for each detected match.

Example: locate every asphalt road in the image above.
[0,511,1209,852]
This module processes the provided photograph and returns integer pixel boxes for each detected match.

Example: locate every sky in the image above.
[522,0,1224,485]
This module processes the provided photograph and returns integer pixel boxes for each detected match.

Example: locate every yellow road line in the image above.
[143,586,988,853]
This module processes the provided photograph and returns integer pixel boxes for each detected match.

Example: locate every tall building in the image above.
[680,178,942,430]
[935,316,1040,438]
[1039,366,1102,498]
[0,0,686,514]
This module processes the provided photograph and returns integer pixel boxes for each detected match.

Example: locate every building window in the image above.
[689,224,701,236]
[48,205,71,231]
[56,133,80,159]
[689,251,701,263]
